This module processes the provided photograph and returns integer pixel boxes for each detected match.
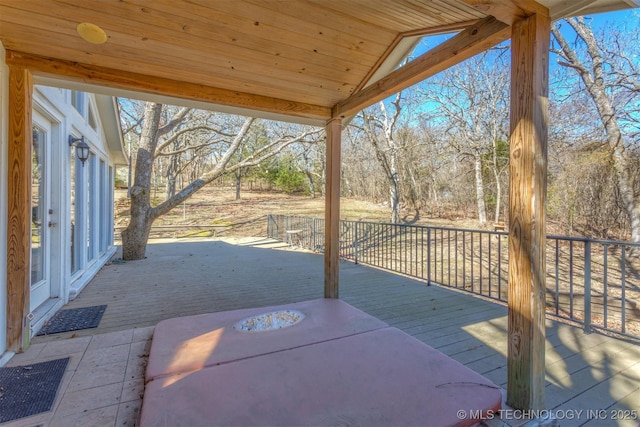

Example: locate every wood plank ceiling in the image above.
[0,0,487,123]
[0,0,637,124]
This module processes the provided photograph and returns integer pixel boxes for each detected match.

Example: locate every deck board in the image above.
[32,237,640,423]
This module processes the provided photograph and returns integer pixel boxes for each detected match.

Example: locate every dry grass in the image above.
[114,185,484,238]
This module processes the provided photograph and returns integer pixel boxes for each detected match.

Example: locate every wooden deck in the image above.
[34,237,640,426]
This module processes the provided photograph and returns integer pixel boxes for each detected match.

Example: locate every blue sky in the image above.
[404,8,639,92]
[394,8,639,124]
[587,8,639,29]
[413,8,639,56]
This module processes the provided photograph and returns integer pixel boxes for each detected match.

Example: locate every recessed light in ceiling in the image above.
[76,22,107,44]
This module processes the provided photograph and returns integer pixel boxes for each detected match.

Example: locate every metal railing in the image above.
[267,214,640,340]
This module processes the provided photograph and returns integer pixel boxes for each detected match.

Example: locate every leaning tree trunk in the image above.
[122,103,163,260]
[553,20,640,244]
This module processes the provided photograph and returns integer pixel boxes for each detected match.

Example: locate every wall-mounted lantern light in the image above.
[68,135,90,166]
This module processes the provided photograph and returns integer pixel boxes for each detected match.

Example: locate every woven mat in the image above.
[0,357,69,423]
[37,305,107,336]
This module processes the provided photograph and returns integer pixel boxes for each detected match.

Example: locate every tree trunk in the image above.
[165,142,179,199]
[360,97,403,224]
[165,156,177,199]
[122,102,163,260]
[305,171,316,198]
[389,174,400,223]
[490,138,502,223]
[553,19,640,243]
[491,156,502,223]
[494,177,502,223]
[430,176,439,204]
[165,176,176,199]
[474,153,487,225]
[121,216,153,260]
[407,165,421,210]
[120,106,319,259]
[235,172,241,200]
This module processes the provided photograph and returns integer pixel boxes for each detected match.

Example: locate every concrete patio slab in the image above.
[141,299,502,427]
[146,298,388,380]
[1,326,154,427]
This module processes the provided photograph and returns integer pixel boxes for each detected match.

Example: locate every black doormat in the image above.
[0,357,69,423]
[37,305,107,336]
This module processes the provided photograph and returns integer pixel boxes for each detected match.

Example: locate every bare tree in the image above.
[552,17,640,243]
[342,126,386,203]
[419,51,510,226]
[229,122,269,200]
[354,93,405,223]
[296,140,325,198]
[121,101,321,260]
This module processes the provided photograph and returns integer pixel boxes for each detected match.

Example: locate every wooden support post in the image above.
[6,64,33,352]
[507,12,550,411]
[324,118,341,299]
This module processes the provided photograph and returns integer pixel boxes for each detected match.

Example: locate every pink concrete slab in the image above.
[146,299,388,381]
[141,327,501,427]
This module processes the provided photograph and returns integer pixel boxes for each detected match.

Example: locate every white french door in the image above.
[30,115,52,311]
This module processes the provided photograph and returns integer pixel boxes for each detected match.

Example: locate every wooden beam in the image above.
[333,16,510,118]
[5,50,331,123]
[461,0,549,25]
[400,20,482,38]
[6,64,32,352]
[324,118,341,299]
[354,19,480,93]
[507,12,550,411]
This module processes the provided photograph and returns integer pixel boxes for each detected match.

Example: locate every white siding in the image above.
[0,48,121,356]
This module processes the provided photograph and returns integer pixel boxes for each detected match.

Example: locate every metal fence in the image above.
[267,214,640,340]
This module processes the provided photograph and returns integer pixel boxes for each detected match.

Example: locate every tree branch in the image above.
[157,107,191,137]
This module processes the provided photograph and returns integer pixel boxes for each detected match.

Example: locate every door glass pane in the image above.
[88,153,96,261]
[99,160,107,253]
[109,167,114,246]
[31,127,46,285]
[70,149,80,274]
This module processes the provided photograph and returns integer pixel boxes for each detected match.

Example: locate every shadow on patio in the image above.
[14,238,640,426]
